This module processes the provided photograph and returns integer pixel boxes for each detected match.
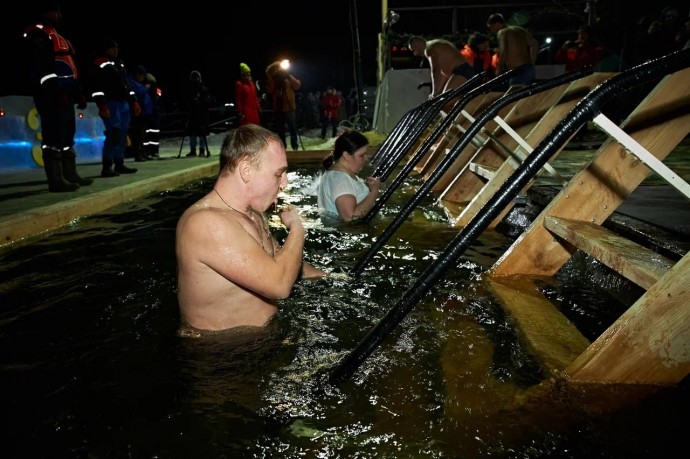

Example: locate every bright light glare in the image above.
[280,59,290,70]
[545,37,552,44]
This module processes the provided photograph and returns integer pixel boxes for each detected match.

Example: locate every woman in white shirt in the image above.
[317,130,382,222]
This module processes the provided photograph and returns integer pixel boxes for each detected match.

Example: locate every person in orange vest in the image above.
[234,63,261,126]
[22,1,92,192]
[460,32,494,78]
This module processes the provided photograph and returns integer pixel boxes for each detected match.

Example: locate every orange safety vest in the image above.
[32,24,79,79]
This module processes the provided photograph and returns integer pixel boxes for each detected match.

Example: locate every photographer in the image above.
[265,60,301,151]
[184,70,213,157]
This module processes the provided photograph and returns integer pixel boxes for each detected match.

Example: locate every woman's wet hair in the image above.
[322,130,369,170]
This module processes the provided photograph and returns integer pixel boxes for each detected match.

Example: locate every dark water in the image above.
[0,166,687,458]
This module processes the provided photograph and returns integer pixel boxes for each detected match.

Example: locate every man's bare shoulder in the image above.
[427,38,458,53]
[178,197,212,224]
[177,199,241,236]
[504,25,532,38]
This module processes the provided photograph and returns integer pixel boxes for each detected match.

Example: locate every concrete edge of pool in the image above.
[0,137,687,253]
[0,146,331,249]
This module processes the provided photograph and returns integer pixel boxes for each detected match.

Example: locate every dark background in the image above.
[4,0,382,106]
[3,1,688,108]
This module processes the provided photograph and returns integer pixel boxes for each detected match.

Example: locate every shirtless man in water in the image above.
[487,13,539,86]
[408,36,475,110]
[176,124,326,336]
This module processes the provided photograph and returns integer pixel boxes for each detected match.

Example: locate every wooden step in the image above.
[468,162,497,181]
[544,216,674,290]
[486,276,591,375]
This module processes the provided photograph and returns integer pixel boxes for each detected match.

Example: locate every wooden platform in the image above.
[373,60,690,401]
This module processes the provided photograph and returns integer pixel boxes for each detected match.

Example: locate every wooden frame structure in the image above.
[484,68,690,388]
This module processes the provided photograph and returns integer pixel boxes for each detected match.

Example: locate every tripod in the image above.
[177,133,209,158]
[177,113,209,158]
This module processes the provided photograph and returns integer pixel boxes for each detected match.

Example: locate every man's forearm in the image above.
[301,262,327,279]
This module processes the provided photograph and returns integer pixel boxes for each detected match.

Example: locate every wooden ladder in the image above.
[487,67,690,386]
[441,73,615,228]
[413,91,504,178]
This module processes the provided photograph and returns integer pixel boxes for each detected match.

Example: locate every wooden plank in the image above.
[428,97,517,192]
[407,116,445,171]
[447,73,616,227]
[544,216,674,290]
[492,68,690,277]
[287,150,336,164]
[469,163,497,181]
[436,76,578,203]
[417,92,502,177]
[565,251,690,384]
[486,276,591,375]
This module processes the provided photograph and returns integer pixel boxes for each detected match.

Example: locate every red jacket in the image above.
[320,91,341,120]
[234,77,261,125]
[555,41,604,73]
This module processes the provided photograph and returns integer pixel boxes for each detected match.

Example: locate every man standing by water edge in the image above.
[23,1,93,192]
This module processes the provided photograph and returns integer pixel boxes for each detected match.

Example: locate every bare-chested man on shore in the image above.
[176,124,326,337]
[408,35,476,109]
[487,13,539,86]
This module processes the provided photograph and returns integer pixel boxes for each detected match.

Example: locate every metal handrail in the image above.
[329,48,690,385]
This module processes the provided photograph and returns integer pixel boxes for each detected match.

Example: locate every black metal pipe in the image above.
[329,49,690,385]
[363,69,529,224]
[375,72,490,181]
[371,102,436,172]
[366,87,454,168]
[370,84,466,168]
[370,110,416,168]
[352,67,591,276]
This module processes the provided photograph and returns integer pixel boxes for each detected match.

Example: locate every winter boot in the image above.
[101,160,119,177]
[114,160,137,174]
[43,149,79,192]
[135,146,152,162]
[62,148,93,186]
[186,147,197,157]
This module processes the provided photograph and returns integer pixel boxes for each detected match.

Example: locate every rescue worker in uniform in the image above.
[23,1,93,192]
[91,39,141,177]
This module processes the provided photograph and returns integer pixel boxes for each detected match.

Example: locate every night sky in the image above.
[4,0,382,105]
[3,1,688,106]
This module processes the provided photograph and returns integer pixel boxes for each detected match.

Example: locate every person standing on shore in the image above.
[266,60,301,151]
[234,62,261,126]
[184,70,213,157]
[91,39,141,177]
[23,1,93,191]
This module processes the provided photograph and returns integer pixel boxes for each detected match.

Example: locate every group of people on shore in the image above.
[23,1,166,189]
